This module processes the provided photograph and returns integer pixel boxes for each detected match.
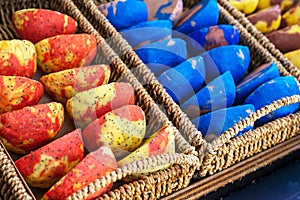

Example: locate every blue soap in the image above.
[174,0,219,34]
[98,0,148,31]
[157,55,206,104]
[181,71,236,119]
[244,76,300,126]
[187,24,240,57]
[121,20,172,49]
[203,45,250,83]
[135,38,187,76]
[192,104,255,137]
[235,62,280,105]
[143,0,183,24]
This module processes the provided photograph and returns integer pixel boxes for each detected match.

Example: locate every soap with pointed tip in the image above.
[187,24,240,56]
[192,104,255,137]
[175,0,219,34]
[244,76,300,126]
[235,62,280,105]
[98,0,148,31]
[135,38,187,76]
[247,5,281,34]
[143,0,183,24]
[121,20,172,49]
[181,71,236,119]
[203,45,250,83]
[158,55,205,104]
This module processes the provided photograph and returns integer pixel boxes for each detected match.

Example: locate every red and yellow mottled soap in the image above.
[66,82,135,128]
[281,2,300,27]
[35,34,97,74]
[0,102,64,154]
[12,9,77,44]
[83,105,146,157]
[15,129,84,188]
[42,146,117,200]
[0,40,36,78]
[118,125,175,182]
[40,65,111,104]
[0,75,44,114]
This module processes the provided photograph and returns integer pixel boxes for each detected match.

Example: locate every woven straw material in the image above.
[0,0,198,199]
[217,0,300,82]
[73,0,300,178]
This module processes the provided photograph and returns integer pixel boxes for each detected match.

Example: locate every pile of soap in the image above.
[230,0,300,69]
[98,0,300,140]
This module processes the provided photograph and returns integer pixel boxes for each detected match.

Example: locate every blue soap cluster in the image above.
[98,0,300,140]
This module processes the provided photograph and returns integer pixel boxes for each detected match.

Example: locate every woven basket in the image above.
[72,0,300,178]
[217,0,300,82]
[0,0,199,199]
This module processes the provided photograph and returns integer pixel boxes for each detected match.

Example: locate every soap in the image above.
[181,71,236,119]
[158,55,205,104]
[187,24,240,56]
[121,20,172,49]
[247,5,281,34]
[192,104,255,137]
[143,0,183,24]
[235,62,280,105]
[135,38,187,76]
[244,76,300,126]
[174,0,219,34]
[266,24,300,53]
[98,0,148,31]
[203,45,250,83]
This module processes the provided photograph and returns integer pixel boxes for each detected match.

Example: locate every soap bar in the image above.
[266,24,300,53]
[175,0,219,34]
[257,0,296,12]
[143,0,183,24]
[244,76,300,126]
[235,62,280,105]
[135,38,187,76]
[192,104,255,137]
[121,20,172,49]
[43,146,117,200]
[284,49,300,69]
[203,45,250,83]
[181,71,236,119]
[229,0,259,14]
[281,2,300,27]
[157,55,205,104]
[247,5,281,34]
[12,9,77,44]
[98,0,148,31]
[187,24,240,56]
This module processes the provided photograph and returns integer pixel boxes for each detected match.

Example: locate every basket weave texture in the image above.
[0,0,199,199]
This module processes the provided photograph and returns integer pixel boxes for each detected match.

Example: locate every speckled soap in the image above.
[135,38,187,76]
[244,76,300,126]
[174,0,219,34]
[203,45,250,83]
[192,104,255,137]
[181,71,236,119]
[98,0,148,31]
[235,62,280,105]
[157,55,205,104]
[121,20,172,49]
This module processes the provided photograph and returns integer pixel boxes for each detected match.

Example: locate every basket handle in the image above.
[208,95,300,154]
[67,153,200,200]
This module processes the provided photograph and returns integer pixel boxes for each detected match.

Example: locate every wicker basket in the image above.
[217,0,300,82]
[0,0,199,199]
[72,0,300,178]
